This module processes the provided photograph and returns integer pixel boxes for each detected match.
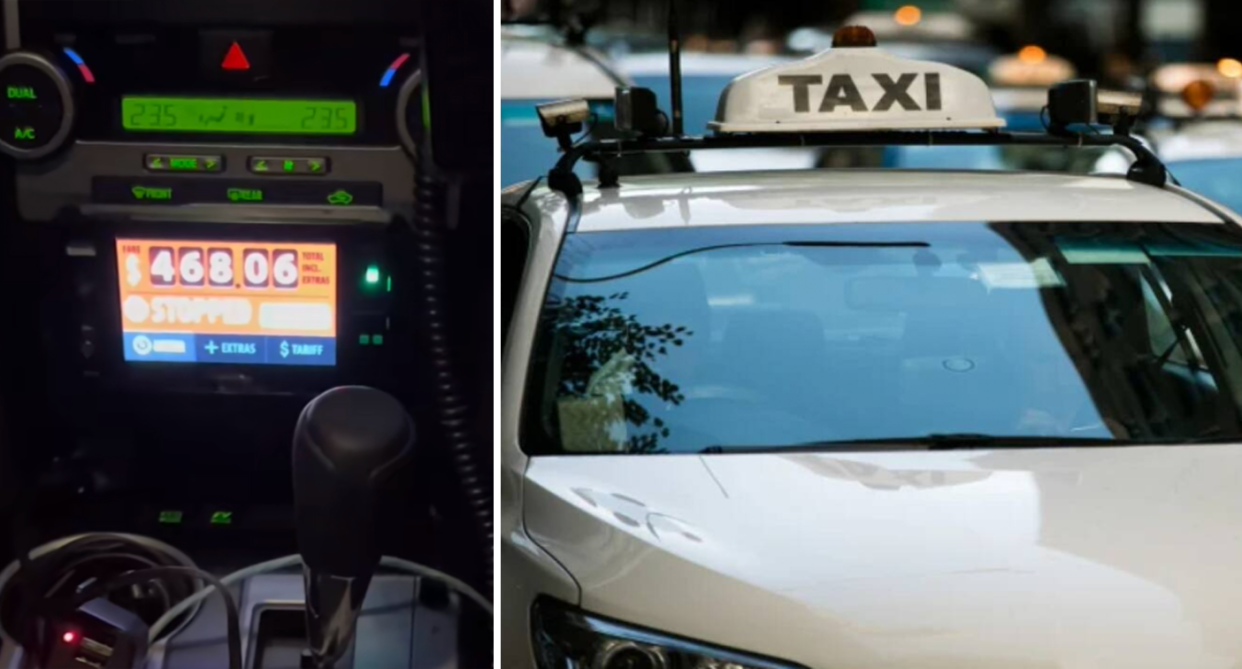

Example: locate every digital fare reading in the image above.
[116,239,337,366]
[121,97,357,135]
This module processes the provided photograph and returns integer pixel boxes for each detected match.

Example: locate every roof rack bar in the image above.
[548,131,1169,191]
[667,0,684,137]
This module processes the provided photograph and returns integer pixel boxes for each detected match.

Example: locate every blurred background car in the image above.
[502,0,1242,205]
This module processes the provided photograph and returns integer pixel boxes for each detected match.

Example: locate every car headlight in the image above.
[531,598,804,669]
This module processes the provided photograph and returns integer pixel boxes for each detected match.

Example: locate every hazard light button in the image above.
[200,30,271,82]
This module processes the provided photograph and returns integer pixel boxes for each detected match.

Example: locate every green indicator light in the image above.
[121,97,358,135]
[308,160,323,172]
[253,159,269,172]
[327,189,354,206]
[131,186,173,201]
[386,276,392,292]
[359,334,370,345]
[365,266,381,284]
[210,511,233,525]
[227,188,264,203]
[6,86,35,100]
[158,510,183,525]
[170,157,198,170]
[148,156,165,169]
[13,127,34,140]
[372,334,384,346]
[283,159,295,172]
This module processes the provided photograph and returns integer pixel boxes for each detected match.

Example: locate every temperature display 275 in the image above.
[115,239,338,366]
[121,97,357,135]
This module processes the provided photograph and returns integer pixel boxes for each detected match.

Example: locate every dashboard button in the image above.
[0,66,63,149]
[146,154,224,172]
[201,30,272,83]
[0,53,74,159]
[93,177,381,207]
[248,156,330,175]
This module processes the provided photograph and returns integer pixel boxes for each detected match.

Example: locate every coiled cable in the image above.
[411,168,493,592]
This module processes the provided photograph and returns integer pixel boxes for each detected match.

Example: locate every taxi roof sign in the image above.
[710,44,1005,134]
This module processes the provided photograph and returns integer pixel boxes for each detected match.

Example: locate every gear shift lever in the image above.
[292,386,415,668]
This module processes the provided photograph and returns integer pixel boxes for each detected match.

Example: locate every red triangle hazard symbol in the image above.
[221,41,250,71]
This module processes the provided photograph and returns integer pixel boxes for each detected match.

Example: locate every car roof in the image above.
[500,34,625,100]
[615,52,793,78]
[548,170,1222,233]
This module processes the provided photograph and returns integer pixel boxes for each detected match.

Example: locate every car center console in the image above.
[1,0,423,389]
[0,1,488,666]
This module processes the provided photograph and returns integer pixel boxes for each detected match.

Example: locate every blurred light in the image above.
[894,5,922,26]
[833,25,878,48]
[62,631,77,644]
[1218,58,1242,79]
[1018,45,1047,65]
[1182,80,1215,111]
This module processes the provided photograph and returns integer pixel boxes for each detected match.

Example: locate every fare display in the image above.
[115,239,337,366]
[121,97,357,135]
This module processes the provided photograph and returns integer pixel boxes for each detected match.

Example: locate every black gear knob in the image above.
[292,386,415,667]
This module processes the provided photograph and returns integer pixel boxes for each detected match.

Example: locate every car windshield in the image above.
[1168,158,1242,213]
[523,220,1242,455]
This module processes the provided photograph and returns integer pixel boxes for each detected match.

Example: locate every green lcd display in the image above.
[121,97,357,135]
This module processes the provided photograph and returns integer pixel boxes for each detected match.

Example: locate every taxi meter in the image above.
[115,239,338,366]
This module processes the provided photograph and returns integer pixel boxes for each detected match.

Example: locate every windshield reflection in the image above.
[524,222,1242,455]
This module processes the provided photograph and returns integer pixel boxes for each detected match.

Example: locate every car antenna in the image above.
[668,0,684,137]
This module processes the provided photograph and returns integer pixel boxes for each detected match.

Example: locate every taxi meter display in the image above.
[115,239,337,366]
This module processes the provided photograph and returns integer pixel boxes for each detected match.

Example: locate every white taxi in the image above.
[502,27,1242,669]
[1096,61,1242,214]
[501,29,685,186]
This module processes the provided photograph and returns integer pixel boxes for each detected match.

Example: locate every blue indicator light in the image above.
[63,47,85,66]
[380,69,397,88]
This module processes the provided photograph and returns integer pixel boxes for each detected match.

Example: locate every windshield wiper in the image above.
[699,433,1126,454]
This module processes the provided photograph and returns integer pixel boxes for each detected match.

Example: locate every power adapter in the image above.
[41,598,148,669]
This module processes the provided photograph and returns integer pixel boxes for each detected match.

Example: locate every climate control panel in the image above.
[0,21,423,221]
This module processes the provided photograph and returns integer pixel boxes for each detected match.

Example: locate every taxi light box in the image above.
[115,239,337,366]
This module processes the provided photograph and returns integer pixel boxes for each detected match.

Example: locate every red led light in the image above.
[62,631,77,644]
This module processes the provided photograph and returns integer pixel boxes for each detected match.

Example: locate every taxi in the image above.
[503,27,1242,669]
[862,46,1088,171]
[501,28,685,186]
[1096,61,1242,213]
[616,51,819,171]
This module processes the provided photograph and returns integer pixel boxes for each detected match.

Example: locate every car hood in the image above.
[523,446,1242,669]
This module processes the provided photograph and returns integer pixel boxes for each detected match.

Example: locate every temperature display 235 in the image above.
[121,97,357,135]
[115,239,338,366]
